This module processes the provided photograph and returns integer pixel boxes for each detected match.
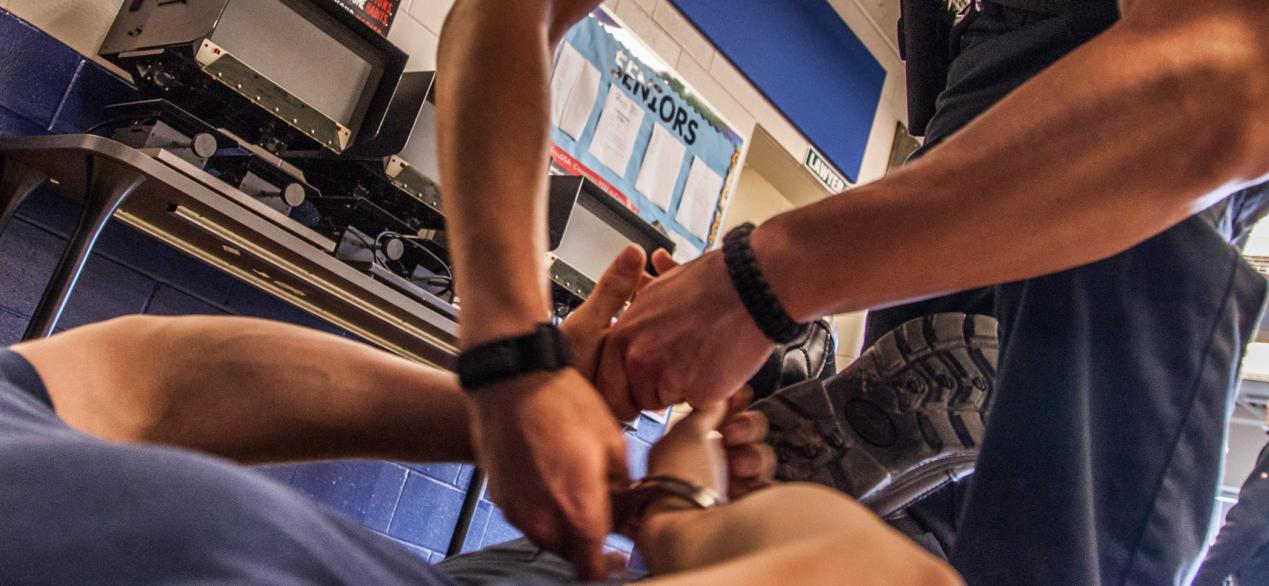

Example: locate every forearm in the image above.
[638,484,959,585]
[754,2,1269,321]
[436,0,598,347]
[16,315,472,464]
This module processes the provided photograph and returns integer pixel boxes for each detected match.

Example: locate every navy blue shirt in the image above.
[0,349,456,585]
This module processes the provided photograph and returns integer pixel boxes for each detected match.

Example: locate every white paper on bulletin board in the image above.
[667,230,703,263]
[589,86,646,176]
[548,10,747,251]
[550,42,601,140]
[676,157,725,239]
[635,123,687,211]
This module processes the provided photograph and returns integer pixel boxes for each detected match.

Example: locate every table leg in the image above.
[0,157,49,236]
[446,469,489,558]
[22,155,145,340]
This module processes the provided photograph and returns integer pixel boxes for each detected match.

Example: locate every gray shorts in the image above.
[437,539,647,586]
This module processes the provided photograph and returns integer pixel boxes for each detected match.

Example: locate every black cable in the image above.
[82,116,137,136]
[346,227,456,303]
[405,236,453,280]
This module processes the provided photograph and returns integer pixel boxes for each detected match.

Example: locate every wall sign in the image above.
[549,10,746,254]
[805,147,847,193]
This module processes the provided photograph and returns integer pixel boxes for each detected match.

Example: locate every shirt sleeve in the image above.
[1194,443,1269,586]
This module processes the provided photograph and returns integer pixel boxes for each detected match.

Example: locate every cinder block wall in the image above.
[0,7,663,564]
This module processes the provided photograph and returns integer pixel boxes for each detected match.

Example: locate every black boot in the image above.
[745,318,837,401]
[751,313,998,518]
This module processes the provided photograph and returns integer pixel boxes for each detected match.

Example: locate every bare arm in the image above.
[601,0,1269,411]
[4,244,650,467]
[435,1,630,578]
[11,315,472,464]
[640,485,960,586]
[756,0,1269,320]
[436,0,600,347]
[631,400,957,585]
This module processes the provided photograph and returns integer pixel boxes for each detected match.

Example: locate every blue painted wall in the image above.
[670,0,887,182]
[0,7,661,566]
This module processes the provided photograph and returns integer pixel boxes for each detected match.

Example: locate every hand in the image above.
[719,388,776,500]
[469,370,629,581]
[645,400,730,497]
[645,388,776,502]
[561,244,649,381]
[598,249,774,419]
[469,245,650,581]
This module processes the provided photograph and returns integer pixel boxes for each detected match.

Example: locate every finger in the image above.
[726,386,754,416]
[650,248,678,275]
[514,506,564,554]
[719,411,770,447]
[560,475,613,580]
[679,400,729,433]
[608,432,632,487]
[730,477,776,500]
[562,525,607,581]
[568,245,646,328]
[635,270,656,292]
[627,362,662,415]
[597,332,639,420]
[605,551,630,575]
[727,443,777,482]
[752,443,777,484]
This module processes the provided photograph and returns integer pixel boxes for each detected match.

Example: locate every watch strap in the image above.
[611,475,724,536]
[456,323,572,390]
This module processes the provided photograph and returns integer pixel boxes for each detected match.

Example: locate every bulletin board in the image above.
[549,10,746,258]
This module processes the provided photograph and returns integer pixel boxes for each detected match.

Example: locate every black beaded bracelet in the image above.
[722,223,810,344]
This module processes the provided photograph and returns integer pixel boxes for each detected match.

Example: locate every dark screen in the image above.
[328,0,399,37]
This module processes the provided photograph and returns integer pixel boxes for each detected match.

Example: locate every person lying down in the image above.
[0,247,960,585]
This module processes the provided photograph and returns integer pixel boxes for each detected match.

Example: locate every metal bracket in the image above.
[0,157,49,236]
[23,156,145,340]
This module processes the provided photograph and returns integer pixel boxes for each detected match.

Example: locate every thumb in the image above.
[676,401,729,435]
[651,248,678,276]
[568,245,646,327]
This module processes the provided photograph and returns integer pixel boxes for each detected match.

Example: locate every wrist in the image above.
[749,217,817,323]
[460,309,551,350]
[615,475,724,538]
[723,222,812,343]
[455,271,552,350]
[457,323,572,391]
[634,498,705,567]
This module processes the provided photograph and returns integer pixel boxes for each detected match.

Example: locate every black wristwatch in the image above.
[456,323,573,390]
[611,475,725,536]
[722,223,810,344]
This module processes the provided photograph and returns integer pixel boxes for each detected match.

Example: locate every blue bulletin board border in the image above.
[550,10,746,254]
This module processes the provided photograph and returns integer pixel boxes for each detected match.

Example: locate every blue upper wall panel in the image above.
[670,1,886,182]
